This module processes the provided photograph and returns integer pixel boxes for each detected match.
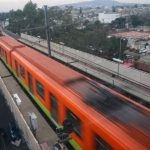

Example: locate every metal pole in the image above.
[118,62,119,76]
[119,38,122,59]
[118,38,122,76]
[44,5,51,57]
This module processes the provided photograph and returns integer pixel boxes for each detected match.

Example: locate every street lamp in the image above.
[107,35,125,76]
[59,42,65,54]
[119,38,126,60]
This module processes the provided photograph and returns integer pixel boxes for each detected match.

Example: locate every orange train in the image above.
[0,35,150,150]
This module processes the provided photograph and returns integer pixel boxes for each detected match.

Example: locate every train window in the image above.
[28,72,33,94]
[15,60,19,76]
[67,109,81,137]
[50,94,58,123]
[95,135,112,150]
[36,80,45,100]
[1,48,3,56]
[1,48,4,58]
[0,48,3,57]
[20,65,25,79]
[2,49,5,58]
[0,47,1,56]
[5,51,7,63]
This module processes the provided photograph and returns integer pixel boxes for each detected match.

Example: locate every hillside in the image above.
[64,0,120,8]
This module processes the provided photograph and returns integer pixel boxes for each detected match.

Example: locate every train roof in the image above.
[15,46,83,84]
[66,78,150,137]
[0,36,24,49]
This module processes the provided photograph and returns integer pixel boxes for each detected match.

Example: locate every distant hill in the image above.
[63,0,120,8]
[62,0,148,8]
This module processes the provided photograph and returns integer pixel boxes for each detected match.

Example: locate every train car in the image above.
[0,35,150,150]
[0,35,24,69]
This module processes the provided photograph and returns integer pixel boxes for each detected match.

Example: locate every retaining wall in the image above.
[0,78,41,150]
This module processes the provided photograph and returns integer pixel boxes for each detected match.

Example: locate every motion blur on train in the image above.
[0,35,149,150]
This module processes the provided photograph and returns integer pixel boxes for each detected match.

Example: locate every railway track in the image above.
[18,38,150,108]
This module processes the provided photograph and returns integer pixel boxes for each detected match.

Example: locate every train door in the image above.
[28,72,33,94]
[15,60,19,76]
[50,94,58,123]
[0,48,1,57]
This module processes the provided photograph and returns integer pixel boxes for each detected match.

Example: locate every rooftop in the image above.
[112,31,150,39]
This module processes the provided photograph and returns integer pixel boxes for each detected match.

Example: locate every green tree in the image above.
[23,1,37,28]
[130,15,143,27]
[6,1,128,59]
[111,17,126,29]
[7,9,24,33]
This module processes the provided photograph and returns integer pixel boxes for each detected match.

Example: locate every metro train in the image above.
[0,35,150,150]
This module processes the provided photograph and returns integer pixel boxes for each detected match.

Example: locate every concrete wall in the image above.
[0,78,41,150]
[21,33,150,88]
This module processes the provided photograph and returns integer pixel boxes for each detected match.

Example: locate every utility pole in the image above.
[119,38,122,59]
[112,0,115,12]
[44,5,51,57]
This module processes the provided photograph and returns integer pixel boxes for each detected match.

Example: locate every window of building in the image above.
[95,135,112,150]
[67,109,81,137]
[36,80,45,100]
[50,94,58,122]
[20,65,25,79]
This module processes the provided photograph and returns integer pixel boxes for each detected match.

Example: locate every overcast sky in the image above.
[0,0,150,12]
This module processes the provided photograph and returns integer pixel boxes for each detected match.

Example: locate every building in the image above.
[135,26,150,32]
[135,55,150,73]
[98,13,120,23]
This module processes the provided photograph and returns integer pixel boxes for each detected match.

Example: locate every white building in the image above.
[98,13,120,23]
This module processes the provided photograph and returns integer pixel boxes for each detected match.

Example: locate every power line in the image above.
[21,26,45,32]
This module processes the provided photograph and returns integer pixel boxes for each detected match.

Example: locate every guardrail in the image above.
[0,78,41,150]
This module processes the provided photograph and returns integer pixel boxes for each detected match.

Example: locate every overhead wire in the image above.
[20,26,45,31]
